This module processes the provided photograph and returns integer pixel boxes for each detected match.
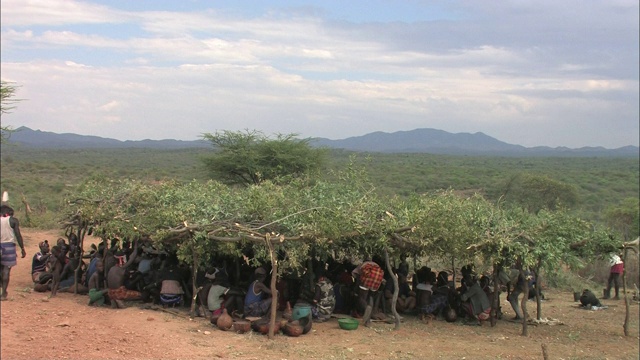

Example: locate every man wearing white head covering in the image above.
[1,204,26,300]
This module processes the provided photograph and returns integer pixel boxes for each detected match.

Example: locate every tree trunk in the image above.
[189,249,198,318]
[535,259,542,321]
[541,343,549,360]
[412,254,418,290]
[266,236,278,340]
[451,257,456,288]
[102,239,109,288]
[234,257,240,287]
[384,247,400,330]
[490,264,499,327]
[622,248,630,336]
[73,225,88,295]
[520,267,529,336]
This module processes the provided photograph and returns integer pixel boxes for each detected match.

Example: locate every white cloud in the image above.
[0,0,128,26]
[0,0,637,148]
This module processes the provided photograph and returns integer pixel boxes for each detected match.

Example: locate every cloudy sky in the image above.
[1,0,638,148]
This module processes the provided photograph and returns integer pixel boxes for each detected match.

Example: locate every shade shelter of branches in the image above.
[61,167,618,337]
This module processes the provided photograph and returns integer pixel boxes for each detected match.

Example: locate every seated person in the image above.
[31,240,53,287]
[244,267,275,318]
[460,274,491,325]
[385,272,416,314]
[107,240,141,307]
[84,251,103,287]
[88,260,109,306]
[159,261,185,307]
[57,250,88,293]
[579,289,603,308]
[55,238,69,261]
[333,266,354,315]
[416,270,438,320]
[397,253,409,278]
[312,271,335,322]
[207,273,230,320]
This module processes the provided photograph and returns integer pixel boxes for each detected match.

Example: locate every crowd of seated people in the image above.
[29,238,541,326]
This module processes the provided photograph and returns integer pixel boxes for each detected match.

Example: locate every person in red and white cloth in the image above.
[351,260,384,325]
[604,252,624,300]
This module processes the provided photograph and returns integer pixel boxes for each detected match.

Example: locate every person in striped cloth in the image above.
[1,205,27,300]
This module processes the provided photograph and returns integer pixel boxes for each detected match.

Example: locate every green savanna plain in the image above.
[0,146,638,229]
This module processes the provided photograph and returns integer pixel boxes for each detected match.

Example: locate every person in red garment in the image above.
[604,252,624,300]
[352,260,384,325]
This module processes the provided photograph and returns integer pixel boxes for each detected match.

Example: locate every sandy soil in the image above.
[1,229,638,360]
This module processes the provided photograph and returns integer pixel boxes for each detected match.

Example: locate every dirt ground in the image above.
[1,229,639,360]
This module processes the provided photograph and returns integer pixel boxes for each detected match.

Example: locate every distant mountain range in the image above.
[3,126,638,157]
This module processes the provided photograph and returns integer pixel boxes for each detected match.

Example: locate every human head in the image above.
[461,264,475,277]
[255,267,267,278]
[437,271,448,287]
[39,240,50,253]
[428,271,437,284]
[68,232,79,245]
[214,272,229,286]
[51,245,61,257]
[96,260,104,272]
[57,238,66,247]
[0,205,13,217]
[445,307,457,322]
[463,273,476,287]
[479,275,490,289]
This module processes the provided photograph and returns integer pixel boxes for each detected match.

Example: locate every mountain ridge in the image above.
[3,126,638,157]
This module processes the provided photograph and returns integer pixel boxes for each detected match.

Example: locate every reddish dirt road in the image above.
[1,229,638,360]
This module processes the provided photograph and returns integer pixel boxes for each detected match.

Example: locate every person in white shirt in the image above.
[1,205,27,300]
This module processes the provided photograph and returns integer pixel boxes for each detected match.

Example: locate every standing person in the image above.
[352,260,384,325]
[604,252,624,300]
[0,205,27,300]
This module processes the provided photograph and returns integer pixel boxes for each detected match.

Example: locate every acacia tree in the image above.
[201,130,327,186]
[527,209,610,320]
[605,197,639,242]
[498,173,578,214]
[1,81,21,143]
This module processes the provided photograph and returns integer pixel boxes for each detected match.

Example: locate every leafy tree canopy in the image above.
[201,130,328,186]
[61,161,619,279]
[499,173,579,214]
[604,197,639,241]
[1,81,21,143]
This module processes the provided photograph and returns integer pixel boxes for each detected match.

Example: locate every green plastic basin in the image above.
[338,318,359,330]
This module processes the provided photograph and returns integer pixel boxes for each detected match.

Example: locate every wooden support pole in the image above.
[520,266,529,337]
[490,264,499,327]
[622,247,630,336]
[266,235,278,340]
[189,248,198,318]
[384,247,400,330]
